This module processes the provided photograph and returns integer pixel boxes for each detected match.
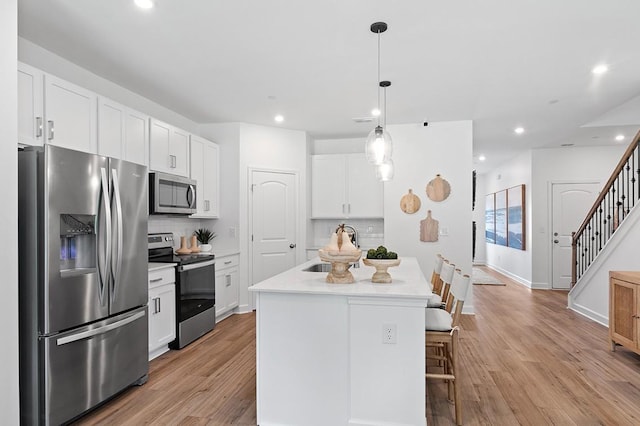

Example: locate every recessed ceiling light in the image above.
[592,64,609,75]
[514,127,525,135]
[478,155,486,162]
[274,115,284,123]
[615,134,625,141]
[135,0,154,9]
[371,108,381,117]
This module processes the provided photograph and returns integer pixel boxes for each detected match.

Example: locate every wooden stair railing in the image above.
[571,131,640,287]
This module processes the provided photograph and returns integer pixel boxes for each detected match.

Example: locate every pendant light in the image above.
[365,22,393,166]
[376,158,394,181]
[375,80,394,181]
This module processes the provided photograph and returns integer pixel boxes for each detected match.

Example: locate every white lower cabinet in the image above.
[148,266,176,361]
[215,254,239,320]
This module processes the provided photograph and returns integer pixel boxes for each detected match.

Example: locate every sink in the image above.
[302,262,359,272]
[302,263,333,272]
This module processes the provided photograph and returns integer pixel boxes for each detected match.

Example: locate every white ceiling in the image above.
[17,0,640,172]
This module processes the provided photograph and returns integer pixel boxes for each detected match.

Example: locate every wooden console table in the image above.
[609,271,640,355]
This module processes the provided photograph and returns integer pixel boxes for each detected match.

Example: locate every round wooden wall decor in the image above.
[426,174,451,202]
[400,189,421,214]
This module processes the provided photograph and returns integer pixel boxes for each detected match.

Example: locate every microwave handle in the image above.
[187,184,196,208]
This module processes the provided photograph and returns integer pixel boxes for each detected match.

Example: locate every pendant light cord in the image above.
[377,30,381,127]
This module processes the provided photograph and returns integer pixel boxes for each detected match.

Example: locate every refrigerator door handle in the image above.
[110,168,124,304]
[98,167,112,306]
[56,310,146,346]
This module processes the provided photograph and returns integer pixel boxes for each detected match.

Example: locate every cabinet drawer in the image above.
[148,267,175,289]
[217,255,239,270]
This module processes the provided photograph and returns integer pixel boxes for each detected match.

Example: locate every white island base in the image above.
[250,257,432,426]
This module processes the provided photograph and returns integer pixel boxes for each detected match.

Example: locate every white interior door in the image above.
[551,182,600,289]
[251,170,298,285]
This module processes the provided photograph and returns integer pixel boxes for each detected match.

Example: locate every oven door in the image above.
[172,259,216,348]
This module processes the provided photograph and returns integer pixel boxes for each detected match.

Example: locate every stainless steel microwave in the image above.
[149,172,197,215]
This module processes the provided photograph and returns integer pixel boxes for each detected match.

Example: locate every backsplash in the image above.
[311,219,384,250]
[149,216,217,249]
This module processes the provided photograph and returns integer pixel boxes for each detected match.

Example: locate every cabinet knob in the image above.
[289,243,296,249]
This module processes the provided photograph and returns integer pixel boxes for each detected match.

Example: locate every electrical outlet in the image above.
[382,324,397,344]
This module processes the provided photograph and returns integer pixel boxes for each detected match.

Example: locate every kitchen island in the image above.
[249,257,433,426]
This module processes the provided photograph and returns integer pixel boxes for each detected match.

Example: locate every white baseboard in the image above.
[485,264,532,288]
[237,304,252,314]
[568,299,608,327]
[462,304,475,315]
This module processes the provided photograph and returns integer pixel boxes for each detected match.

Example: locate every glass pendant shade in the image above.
[376,158,394,182]
[365,125,393,165]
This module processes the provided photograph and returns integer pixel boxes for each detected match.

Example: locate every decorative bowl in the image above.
[362,258,401,283]
[318,248,362,284]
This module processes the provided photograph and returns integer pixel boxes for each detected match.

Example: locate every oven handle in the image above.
[177,259,215,272]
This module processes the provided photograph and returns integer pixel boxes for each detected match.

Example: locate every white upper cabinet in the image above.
[98,97,149,165]
[190,135,220,218]
[44,74,97,154]
[311,153,383,218]
[149,118,189,177]
[18,63,44,147]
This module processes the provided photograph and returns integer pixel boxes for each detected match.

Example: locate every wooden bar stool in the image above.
[425,269,470,425]
[427,254,446,308]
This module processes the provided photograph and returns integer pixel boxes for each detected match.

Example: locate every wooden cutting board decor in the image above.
[420,210,439,242]
[400,189,421,214]
[426,174,451,202]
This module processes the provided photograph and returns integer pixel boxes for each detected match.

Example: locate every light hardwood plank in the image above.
[75,267,640,425]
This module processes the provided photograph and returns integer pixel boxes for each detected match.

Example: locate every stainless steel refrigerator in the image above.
[18,145,149,425]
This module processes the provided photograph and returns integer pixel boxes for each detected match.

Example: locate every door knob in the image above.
[554,240,559,243]
[289,243,296,249]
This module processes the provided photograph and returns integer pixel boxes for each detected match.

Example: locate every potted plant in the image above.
[194,228,216,252]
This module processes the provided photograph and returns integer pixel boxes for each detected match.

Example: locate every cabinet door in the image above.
[202,142,220,217]
[97,97,124,159]
[170,127,190,177]
[225,267,239,311]
[610,278,637,349]
[124,109,149,166]
[214,269,227,317]
[346,153,384,218]
[190,136,220,218]
[311,154,347,218]
[44,74,97,153]
[190,136,206,215]
[148,283,176,352]
[18,63,44,147]
[150,119,172,173]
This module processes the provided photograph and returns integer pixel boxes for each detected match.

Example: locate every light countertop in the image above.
[214,249,240,258]
[148,262,176,272]
[249,256,433,300]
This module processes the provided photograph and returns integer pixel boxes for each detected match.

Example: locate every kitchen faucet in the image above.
[342,224,359,268]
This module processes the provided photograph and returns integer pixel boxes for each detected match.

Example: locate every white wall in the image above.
[484,151,533,285]
[383,121,474,313]
[482,144,626,289]
[199,123,241,252]
[1,0,20,422]
[530,145,626,288]
[569,202,640,325]
[202,123,308,312]
[18,38,200,133]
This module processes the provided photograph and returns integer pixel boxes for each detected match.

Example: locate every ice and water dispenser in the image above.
[59,214,96,276]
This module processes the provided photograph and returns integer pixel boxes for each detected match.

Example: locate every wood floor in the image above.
[75,268,640,425]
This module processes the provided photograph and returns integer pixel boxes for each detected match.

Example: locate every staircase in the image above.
[571,131,640,288]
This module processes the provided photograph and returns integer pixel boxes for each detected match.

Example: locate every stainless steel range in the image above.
[148,233,216,348]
